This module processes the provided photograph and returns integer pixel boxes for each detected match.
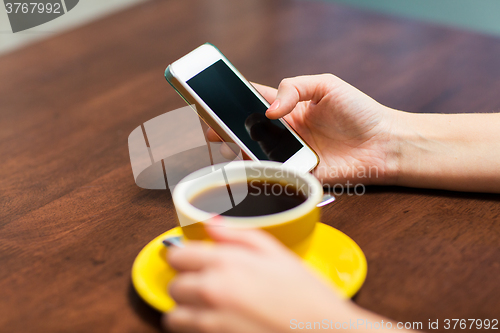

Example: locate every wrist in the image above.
[381,109,447,188]
[377,107,412,186]
[389,110,432,188]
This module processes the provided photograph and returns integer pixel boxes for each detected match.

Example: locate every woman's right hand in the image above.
[208,74,404,186]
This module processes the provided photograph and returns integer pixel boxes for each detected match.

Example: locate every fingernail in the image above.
[267,100,280,112]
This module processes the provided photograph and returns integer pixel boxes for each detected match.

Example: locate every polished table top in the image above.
[1,0,499,332]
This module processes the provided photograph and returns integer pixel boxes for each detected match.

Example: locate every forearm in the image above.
[394,112,500,192]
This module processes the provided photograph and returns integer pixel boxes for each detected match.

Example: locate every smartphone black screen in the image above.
[187,60,303,162]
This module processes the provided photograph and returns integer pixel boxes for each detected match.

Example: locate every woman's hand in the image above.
[208,74,500,192]
[208,74,403,186]
[163,226,354,333]
[262,74,403,186]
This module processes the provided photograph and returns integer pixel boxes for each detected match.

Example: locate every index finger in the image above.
[205,223,289,255]
[168,242,216,272]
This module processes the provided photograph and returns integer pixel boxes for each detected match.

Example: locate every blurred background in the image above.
[0,0,147,54]
[2,0,500,55]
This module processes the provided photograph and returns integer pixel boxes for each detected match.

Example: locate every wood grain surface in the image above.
[1,0,499,332]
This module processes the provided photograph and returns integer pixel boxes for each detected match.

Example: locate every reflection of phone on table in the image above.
[165,43,319,173]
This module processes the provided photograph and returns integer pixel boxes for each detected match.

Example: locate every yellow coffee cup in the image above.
[132,160,368,312]
[172,161,323,256]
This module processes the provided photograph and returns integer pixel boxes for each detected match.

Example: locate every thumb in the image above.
[251,82,277,104]
[265,74,336,119]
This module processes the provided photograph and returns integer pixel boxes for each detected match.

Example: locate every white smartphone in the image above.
[165,43,319,173]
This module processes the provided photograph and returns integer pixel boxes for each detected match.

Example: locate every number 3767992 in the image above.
[444,319,498,330]
[5,2,62,14]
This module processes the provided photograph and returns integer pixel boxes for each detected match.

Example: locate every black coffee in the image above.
[190,180,307,217]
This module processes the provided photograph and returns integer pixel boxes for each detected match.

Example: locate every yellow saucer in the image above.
[131,222,367,312]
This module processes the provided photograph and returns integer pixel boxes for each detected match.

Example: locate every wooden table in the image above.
[1,0,499,332]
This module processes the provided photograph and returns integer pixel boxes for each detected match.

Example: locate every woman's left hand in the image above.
[164,225,352,333]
